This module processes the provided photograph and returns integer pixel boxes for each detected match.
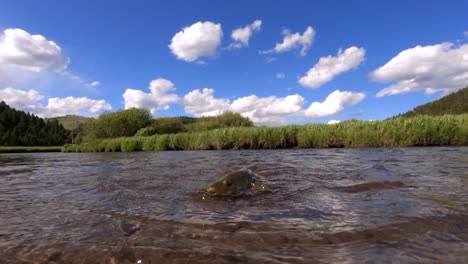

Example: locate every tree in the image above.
[0,101,70,146]
[396,87,468,118]
[83,108,152,140]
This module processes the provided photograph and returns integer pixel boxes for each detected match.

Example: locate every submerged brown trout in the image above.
[206,169,269,196]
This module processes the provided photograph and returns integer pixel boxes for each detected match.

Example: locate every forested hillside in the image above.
[47,115,91,130]
[398,87,468,117]
[0,101,70,146]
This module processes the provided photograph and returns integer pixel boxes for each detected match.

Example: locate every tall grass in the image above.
[62,114,468,152]
[0,146,62,153]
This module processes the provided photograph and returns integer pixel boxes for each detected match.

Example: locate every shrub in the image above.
[185,111,253,132]
[82,108,151,140]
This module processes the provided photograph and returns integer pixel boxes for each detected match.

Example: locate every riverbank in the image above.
[62,114,468,152]
[0,146,63,153]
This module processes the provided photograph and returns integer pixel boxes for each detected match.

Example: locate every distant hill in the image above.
[398,87,468,118]
[173,116,196,125]
[47,115,92,130]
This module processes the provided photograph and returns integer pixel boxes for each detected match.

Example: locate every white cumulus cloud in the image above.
[299,46,365,88]
[370,42,468,97]
[276,72,285,79]
[181,87,365,124]
[0,28,69,72]
[261,26,315,56]
[86,81,100,87]
[231,94,305,123]
[0,28,99,90]
[327,120,341,124]
[304,90,366,118]
[229,20,262,48]
[0,87,111,117]
[182,88,305,124]
[122,78,180,114]
[169,21,223,62]
[41,97,112,117]
[182,88,231,117]
[0,87,44,111]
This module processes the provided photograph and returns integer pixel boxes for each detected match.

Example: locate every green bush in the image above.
[136,118,186,136]
[155,118,187,134]
[185,111,253,132]
[135,126,158,137]
[82,108,151,140]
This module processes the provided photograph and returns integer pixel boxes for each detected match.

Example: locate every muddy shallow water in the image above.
[1,147,467,263]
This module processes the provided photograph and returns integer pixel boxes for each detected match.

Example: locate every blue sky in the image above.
[0,0,467,124]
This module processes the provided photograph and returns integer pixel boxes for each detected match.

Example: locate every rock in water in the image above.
[206,169,268,196]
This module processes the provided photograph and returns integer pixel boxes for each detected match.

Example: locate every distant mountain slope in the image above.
[398,87,468,118]
[47,115,92,130]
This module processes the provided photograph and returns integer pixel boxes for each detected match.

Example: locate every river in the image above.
[1,147,467,263]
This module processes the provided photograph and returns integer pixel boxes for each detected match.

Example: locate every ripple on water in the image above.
[0,148,467,263]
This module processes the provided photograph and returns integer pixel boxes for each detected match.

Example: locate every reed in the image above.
[62,114,468,152]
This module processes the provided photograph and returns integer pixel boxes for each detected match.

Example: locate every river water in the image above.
[1,147,467,263]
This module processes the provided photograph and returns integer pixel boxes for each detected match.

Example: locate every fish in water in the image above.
[206,169,269,196]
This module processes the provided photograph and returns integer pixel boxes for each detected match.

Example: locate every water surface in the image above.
[1,147,467,263]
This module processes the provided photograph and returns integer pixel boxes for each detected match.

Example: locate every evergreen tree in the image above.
[397,87,468,118]
[0,101,70,146]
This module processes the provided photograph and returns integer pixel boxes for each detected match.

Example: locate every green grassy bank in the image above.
[62,114,468,152]
[0,146,63,153]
